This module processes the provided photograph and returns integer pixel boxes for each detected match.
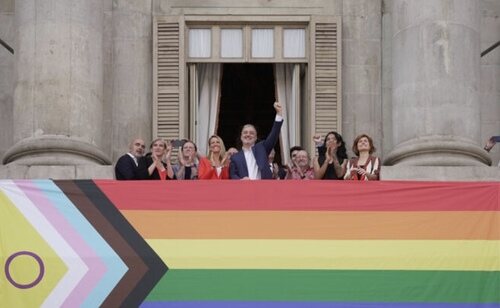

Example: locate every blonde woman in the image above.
[140,138,174,180]
[198,135,232,180]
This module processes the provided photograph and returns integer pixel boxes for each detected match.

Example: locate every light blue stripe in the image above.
[34,180,128,307]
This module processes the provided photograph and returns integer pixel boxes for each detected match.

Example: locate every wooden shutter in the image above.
[311,16,342,144]
[153,16,186,141]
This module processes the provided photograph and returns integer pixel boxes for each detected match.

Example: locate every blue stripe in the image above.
[35,180,128,307]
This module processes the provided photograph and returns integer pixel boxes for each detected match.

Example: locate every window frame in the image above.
[185,21,309,63]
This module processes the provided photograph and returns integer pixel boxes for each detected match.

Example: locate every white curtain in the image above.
[252,29,274,58]
[196,63,222,155]
[189,29,211,58]
[221,29,243,58]
[283,29,306,58]
[275,63,300,166]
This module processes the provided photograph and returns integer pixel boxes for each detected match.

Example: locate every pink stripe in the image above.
[16,181,106,307]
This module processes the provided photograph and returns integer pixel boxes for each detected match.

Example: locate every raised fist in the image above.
[273,102,283,116]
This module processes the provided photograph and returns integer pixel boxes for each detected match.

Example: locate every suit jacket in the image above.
[115,154,143,180]
[230,120,283,179]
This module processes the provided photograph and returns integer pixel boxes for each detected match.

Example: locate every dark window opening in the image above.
[217,63,282,164]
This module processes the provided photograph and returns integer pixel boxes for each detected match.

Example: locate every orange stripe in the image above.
[121,210,500,240]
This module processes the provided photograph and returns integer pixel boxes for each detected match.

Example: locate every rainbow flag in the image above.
[0,180,166,307]
[95,180,500,307]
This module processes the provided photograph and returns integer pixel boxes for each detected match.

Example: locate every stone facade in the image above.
[0,0,499,180]
[0,0,14,165]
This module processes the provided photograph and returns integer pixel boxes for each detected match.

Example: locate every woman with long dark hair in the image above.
[313,132,348,180]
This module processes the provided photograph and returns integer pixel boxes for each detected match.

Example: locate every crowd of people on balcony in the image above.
[115,101,382,181]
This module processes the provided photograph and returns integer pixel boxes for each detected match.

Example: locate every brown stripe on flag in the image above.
[55,181,149,307]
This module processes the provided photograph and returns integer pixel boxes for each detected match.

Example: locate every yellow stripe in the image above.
[148,239,500,271]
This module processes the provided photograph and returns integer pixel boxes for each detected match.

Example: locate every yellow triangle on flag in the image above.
[0,190,68,307]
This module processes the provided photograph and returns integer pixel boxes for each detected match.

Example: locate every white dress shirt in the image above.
[127,152,138,166]
[242,115,283,180]
[243,147,261,180]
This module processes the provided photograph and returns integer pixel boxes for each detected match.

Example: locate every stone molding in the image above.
[2,135,111,165]
[381,165,500,181]
[384,135,492,166]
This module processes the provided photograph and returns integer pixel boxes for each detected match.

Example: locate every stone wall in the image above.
[0,0,14,163]
[110,0,153,162]
[341,0,383,159]
[0,0,499,179]
[153,0,341,16]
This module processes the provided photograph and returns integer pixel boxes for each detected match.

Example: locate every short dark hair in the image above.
[182,140,197,152]
[352,134,376,156]
[289,146,304,159]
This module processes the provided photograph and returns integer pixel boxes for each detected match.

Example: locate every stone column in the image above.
[0,0,14,162]
[385,0,491,166]
[110,1,152,162]
[3,0,110,166]
[342,0,383,156]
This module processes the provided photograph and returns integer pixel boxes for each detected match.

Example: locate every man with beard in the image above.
[115,138,146,180]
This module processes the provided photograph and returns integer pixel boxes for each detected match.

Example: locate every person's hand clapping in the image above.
[221,152,231,167]
[152,154,164,170]
[356,167,367,176]
[179,153,187,166]
[164,144,172,162]
[188,152,196,165]
[325,142,337,163]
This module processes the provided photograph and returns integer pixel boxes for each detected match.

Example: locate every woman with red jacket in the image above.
[198,135,234,180]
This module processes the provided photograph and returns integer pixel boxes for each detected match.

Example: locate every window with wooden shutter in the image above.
[153,15,342,158]
[153,16,187,142]
[310,16,342,150]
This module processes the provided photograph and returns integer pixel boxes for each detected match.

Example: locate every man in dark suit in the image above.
[115,138,146,180]
[230,102,283,180]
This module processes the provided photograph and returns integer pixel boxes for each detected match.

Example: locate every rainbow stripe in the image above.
[95,180,500,306]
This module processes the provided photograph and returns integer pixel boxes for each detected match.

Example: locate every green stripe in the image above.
[147,270,500,303]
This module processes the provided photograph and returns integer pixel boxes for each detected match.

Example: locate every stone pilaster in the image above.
[110,1,152,162]
[4,0,110,165]
[342,0,383,155]
[386,0,490,166]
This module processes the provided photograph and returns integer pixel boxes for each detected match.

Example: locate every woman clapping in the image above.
[141,138,174,180]
[313,132,348,180]
[198,135,233,180]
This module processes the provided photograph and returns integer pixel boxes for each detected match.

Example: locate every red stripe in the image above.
[94,180,499,211]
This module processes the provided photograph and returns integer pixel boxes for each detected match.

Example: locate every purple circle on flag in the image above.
[5,251,45,289]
